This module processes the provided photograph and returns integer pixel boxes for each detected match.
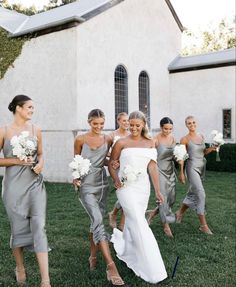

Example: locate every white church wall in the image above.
[75,0,181,130]
[169,66,235,143]
[0,28,78,181]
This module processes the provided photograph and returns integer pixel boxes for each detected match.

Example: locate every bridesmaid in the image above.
[147,117,180,238]
[176,116,216,235]
[108,112,129,230]
[0,95,51,287]
[73,109,124,286]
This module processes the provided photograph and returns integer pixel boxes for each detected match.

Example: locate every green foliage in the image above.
[182,17,236,56]
[0,28,29,79]
[205,144,236,172]
[0,172,235,286]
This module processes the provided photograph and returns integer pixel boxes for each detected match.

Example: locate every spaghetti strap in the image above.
[32,124,34,136]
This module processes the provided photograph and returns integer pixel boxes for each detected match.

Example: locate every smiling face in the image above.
[89,117,105,134]
[118,115,129,130]
[185,117,197,132]
[161,123,173,136]
[16,100,34,120]
[129,118,144,137]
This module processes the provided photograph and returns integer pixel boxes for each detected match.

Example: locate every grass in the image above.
[0,171,235,287]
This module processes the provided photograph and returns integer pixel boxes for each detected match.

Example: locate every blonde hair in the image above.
[117,112,128,121]
[129,111,151,139]
[88,109,105,123]
[185,115,195,124]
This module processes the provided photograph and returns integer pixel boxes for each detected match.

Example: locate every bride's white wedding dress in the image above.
[111,148,167,284]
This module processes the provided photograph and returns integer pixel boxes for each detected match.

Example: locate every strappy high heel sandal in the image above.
[88,256,97,270]
[15,267,26,285]
[40,279,51,287]
[199,224,213,235]
[106,262,124,286]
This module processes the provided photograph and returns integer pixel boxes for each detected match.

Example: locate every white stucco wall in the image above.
[0,28,78,181]
[0,0,181,181]
[75,0,181,130]
[169,66,236,143]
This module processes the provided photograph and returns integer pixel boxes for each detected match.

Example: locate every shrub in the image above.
[205,143,236,172]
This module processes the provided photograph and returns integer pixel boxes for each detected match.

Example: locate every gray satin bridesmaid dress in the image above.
[183,138,206,215]
[79,136,110,244]
[156,144,176,224]
[1,126,48,252]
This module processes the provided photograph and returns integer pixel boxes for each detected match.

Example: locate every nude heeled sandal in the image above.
[88,256,97,270]
[199,224,213,235]
[15,267,26,285]
[106,262,124,286]
[40,279,51,287]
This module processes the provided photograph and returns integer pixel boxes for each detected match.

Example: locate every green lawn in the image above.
[0,171,235,287]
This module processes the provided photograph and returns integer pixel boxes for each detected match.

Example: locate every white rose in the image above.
[126,173,137,182]
[10,135,19,146]
[211,130,218,136]
[72,170,81,179]
[26,140,36,150]
[21,131,29,138]
[69,161,78,169]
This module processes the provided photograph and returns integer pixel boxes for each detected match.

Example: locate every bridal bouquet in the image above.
[69,155,91,190]
[210,130,225,162]
[120,165,145,185]
[173,144,189,162]
[10,131,37,161]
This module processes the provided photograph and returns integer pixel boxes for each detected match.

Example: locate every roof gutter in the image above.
[10,15,85,37]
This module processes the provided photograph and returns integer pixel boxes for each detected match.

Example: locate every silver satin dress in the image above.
[1,136,48,252]
[157,144,176,224]
[79,142,110,244]
[183,140,206,215]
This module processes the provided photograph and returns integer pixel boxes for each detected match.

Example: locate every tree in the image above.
[181,17,236,56]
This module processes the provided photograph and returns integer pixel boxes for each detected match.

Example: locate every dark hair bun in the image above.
[8,102,15,112]
[160,117,173,127]
[8,95,32,114]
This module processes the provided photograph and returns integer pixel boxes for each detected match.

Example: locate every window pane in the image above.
[223,109,231,139]
[115,65,128,128]
[139,71,150,126]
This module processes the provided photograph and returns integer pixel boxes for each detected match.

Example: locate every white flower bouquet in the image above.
[173,144,189,161]
[210,130,225,162]
[120,165,145,185]
[10,131,37,161]
[69,155,91,190]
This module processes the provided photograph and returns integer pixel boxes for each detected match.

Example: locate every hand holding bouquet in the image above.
[210,130,225,161]
[120,165,145,186]
[10,131,37,163]
[69,155,91,190]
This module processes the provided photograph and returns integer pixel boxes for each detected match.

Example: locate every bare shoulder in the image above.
[75,134,85,144]
[105,134,113,145]
[180,135,188,145]
[33,125,42,135]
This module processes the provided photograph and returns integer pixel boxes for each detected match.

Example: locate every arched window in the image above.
[139,71,150,126]
[114,65,128,128]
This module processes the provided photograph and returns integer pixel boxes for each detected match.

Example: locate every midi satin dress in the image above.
[1,129,48,252]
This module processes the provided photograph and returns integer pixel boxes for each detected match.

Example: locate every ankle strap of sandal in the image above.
[107,261,114,267]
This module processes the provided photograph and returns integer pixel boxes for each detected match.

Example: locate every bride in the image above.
[108,111,167,284]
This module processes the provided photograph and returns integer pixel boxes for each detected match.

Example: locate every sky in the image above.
[6,0,236,31]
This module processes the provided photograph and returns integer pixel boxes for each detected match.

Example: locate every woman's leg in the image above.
[36,252,50,285]
[175,204,188,223]
[13,247,26,283]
